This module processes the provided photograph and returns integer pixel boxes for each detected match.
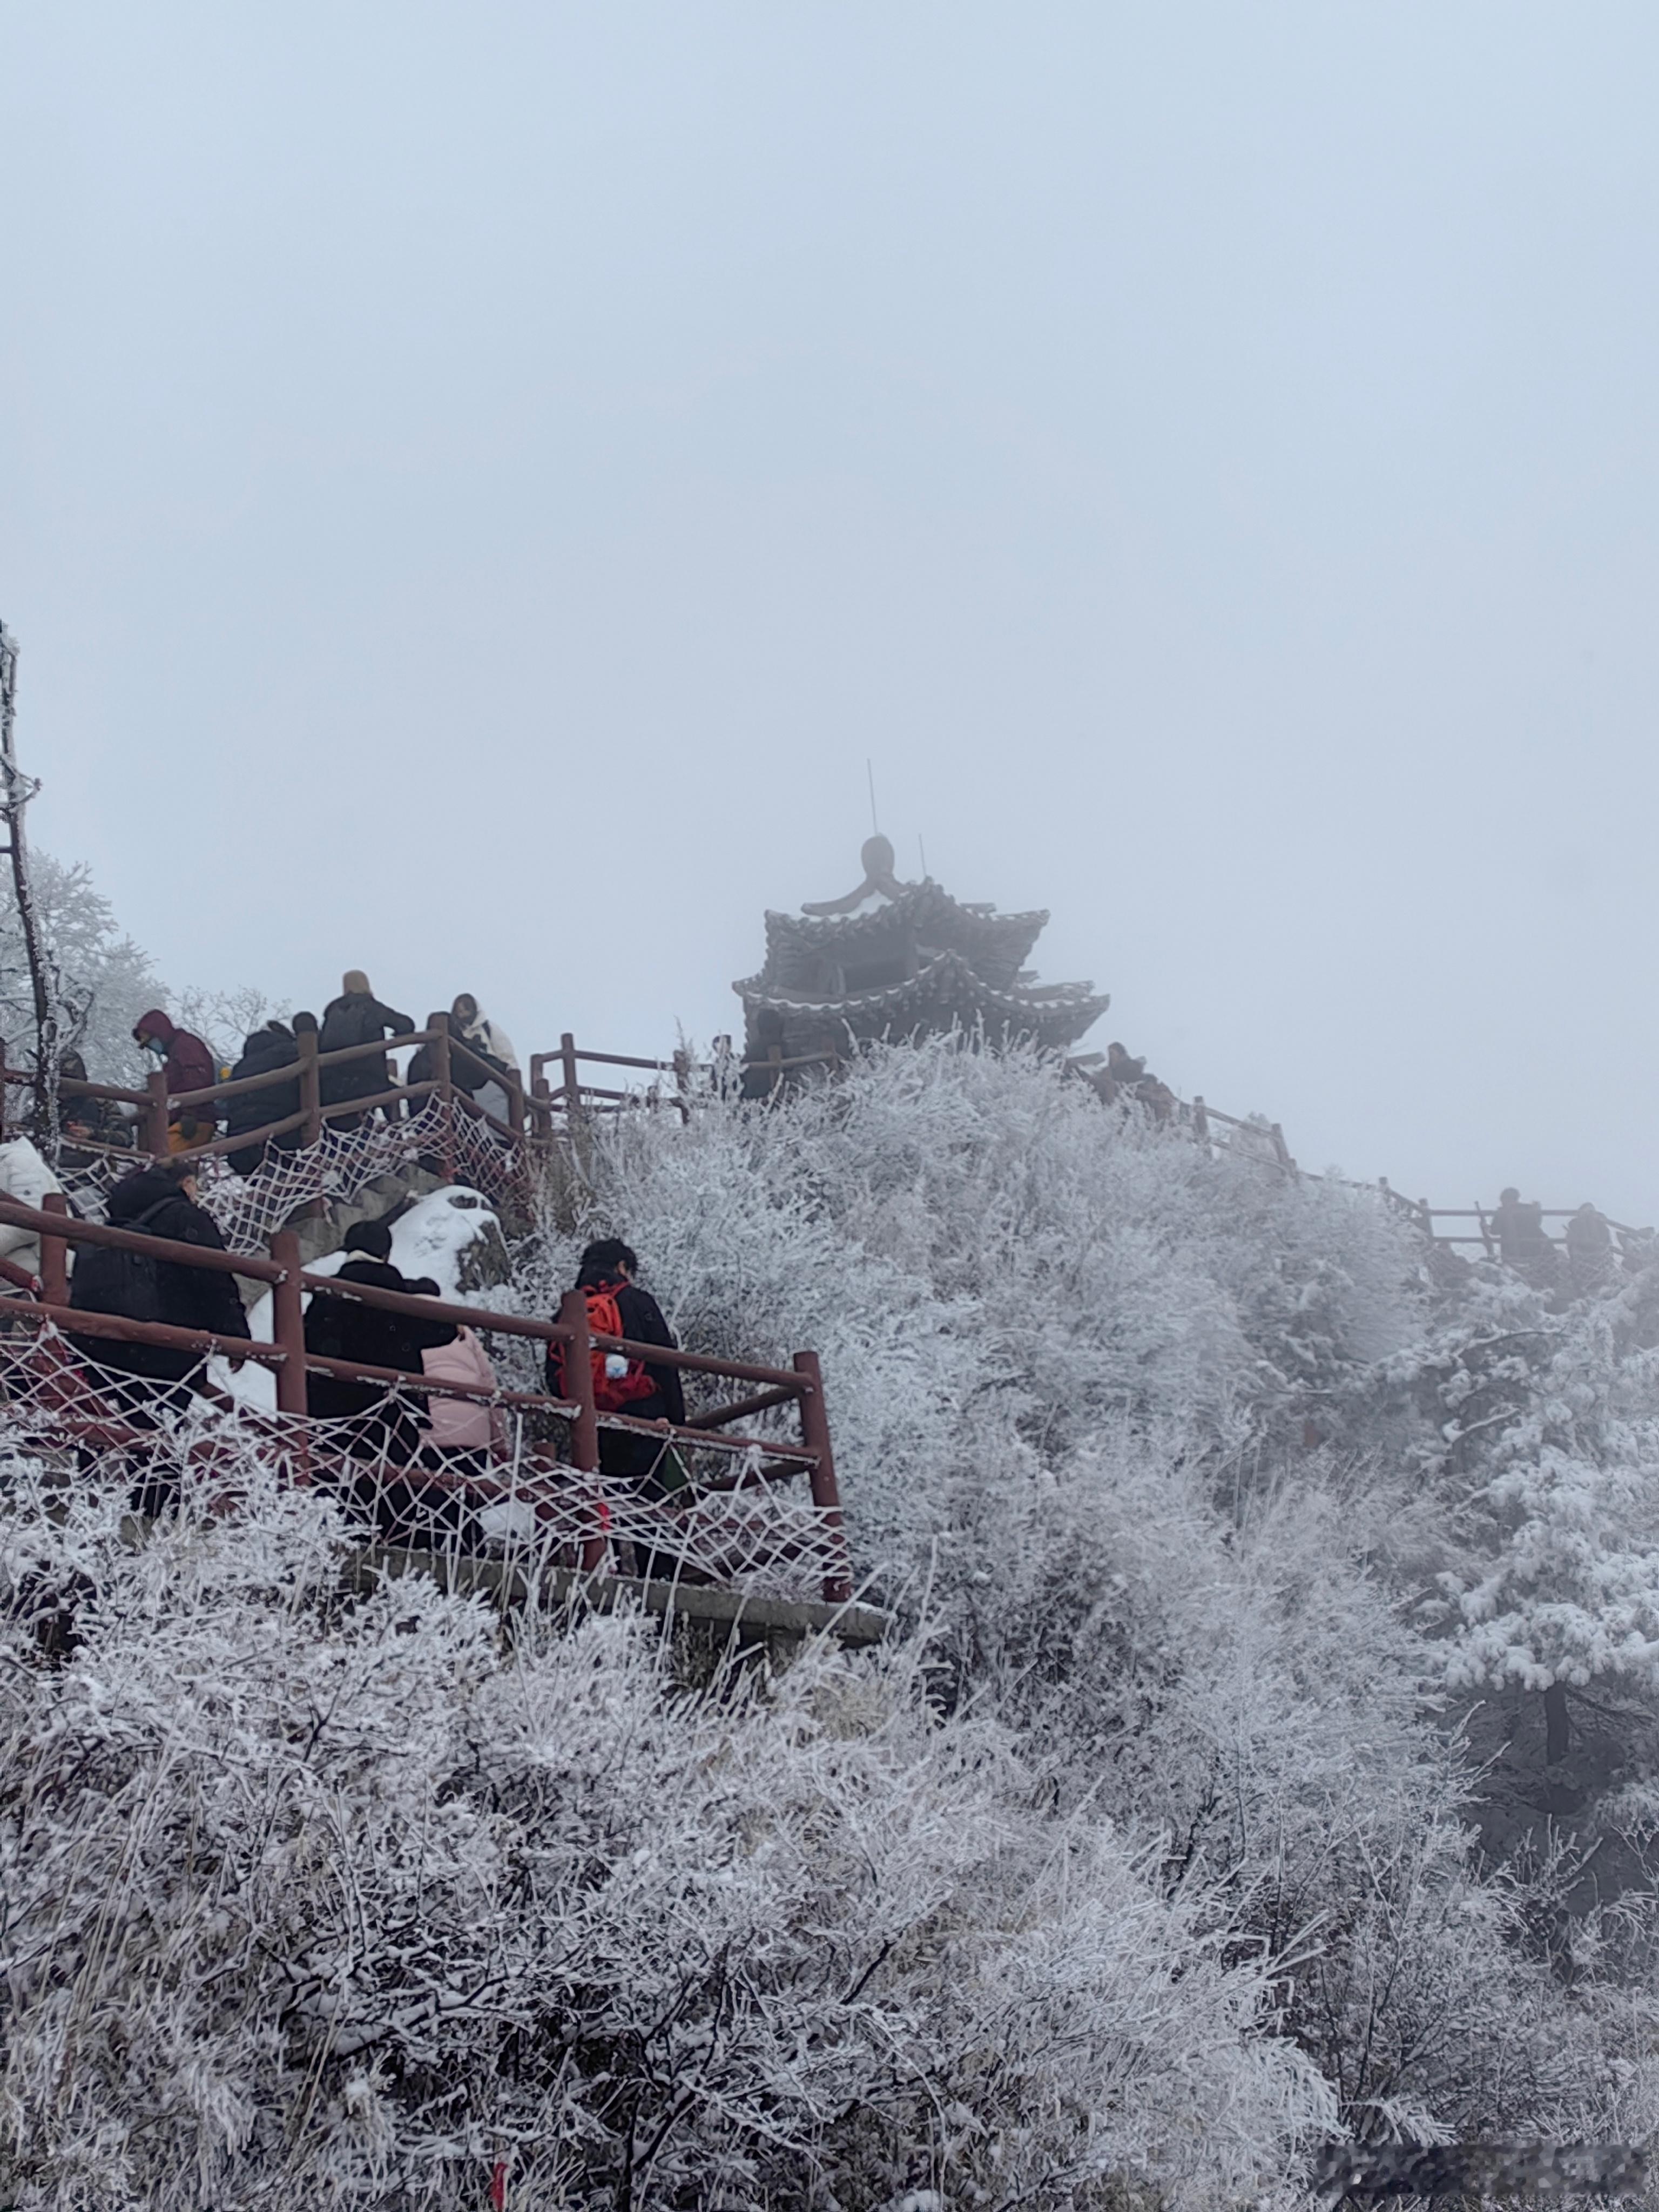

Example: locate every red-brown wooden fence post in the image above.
[145,1068,170,1157]
[40,1191,69,1305]
[560,1033,582,1122]
[792,1348,851,1606]
[430,1022,455,1182]
[269,1227,309,1422]
[296,1026,322,1148]
[559,1285,606,1573]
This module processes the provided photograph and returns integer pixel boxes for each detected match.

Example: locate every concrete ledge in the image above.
[356,1545,891,1648]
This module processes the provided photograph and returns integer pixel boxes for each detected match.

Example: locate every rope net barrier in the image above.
[0,1320,851,1603]
[58,1096,524,1254]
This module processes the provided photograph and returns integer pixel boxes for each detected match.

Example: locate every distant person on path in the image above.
[407,1011,495,1100]
[303,1217,457,1466]
[1105,1041,1145,1091]
[224,1021,300,1176]
[451,995,517,1077]
[1567,1202,1616,1296]
[318,972,414,1133]
[546,1237,686,1582]
[56,1049,133,1164]
[132,1010,219,1152]
[1489,1187,1552,1272]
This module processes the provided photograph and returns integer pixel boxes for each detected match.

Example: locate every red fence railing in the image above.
[0,1193,853,1607]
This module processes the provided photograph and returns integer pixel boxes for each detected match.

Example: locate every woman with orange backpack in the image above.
[545,1238,686,1580]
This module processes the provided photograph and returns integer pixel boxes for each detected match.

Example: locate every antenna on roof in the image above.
[866,758,880,835]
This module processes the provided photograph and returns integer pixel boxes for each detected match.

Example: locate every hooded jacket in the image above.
[132,1011,217,1105]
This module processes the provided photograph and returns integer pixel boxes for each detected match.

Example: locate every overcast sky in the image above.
[3,3,1657,1219]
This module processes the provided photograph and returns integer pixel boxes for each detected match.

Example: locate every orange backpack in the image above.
[552,1282,659,1412]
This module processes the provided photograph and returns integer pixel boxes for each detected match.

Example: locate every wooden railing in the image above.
[527,1032,838,1127]
[0,1192,853,1607]
[0,1021,531,1184]
[10,1022,1645,1265]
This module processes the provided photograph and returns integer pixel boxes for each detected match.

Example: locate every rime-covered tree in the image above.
[0,847,165,1087]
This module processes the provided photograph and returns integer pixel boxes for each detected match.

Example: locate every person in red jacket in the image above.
[132,1009,219,1153]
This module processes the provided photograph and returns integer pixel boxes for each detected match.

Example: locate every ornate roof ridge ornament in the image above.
[800,834,909,917]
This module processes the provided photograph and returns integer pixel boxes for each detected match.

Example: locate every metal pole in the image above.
[40,1190,68,1304]
[792,1348,852,1606]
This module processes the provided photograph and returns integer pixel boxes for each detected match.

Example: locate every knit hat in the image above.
[342,970,372,996]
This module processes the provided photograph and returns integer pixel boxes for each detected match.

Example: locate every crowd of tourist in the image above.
[57,973,521,1167]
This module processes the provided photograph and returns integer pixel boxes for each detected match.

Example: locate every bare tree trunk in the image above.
[1544,1679,1570,1765]
[0,623,59,1161]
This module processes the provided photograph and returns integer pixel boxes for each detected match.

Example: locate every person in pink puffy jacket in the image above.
[419,1323,507,1475]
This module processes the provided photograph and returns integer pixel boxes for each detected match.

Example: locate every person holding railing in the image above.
[1489,1187,1553,1271]
[56,1049,135,1165]
[419,1317,508,1476]
[1566,1202,1616,1296]
[66,1159,249,1507]
[545,1237,686,1582]
[224,1022,301,1176]
[450,995,517,1078]
[318,972,415,1133]
[132,1009,219,1152]
[302,1218,456,1476]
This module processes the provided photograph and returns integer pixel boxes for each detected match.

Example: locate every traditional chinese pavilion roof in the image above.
[734,835,1108,1062]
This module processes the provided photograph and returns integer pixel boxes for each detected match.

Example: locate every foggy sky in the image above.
[3,4,1657,1222]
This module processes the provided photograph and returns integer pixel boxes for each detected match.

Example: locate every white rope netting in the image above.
[57,1098,526,1253]
[0,1321,850,1602]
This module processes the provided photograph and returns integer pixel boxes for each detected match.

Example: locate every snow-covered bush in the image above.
[541,1039,1425,1590]
[0,1445,1330,2210]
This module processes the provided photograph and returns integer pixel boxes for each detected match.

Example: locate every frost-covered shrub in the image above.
[545,1039,1425,1590]
[0,849,165,1086]
[0,1447,1328,2210]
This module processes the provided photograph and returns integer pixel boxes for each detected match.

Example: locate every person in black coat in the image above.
[304,1217,457,1465]
[545,1238,686,1581]
[318,970,415,1130]
[225,1022,300,1176]
[68,1159,249,1450]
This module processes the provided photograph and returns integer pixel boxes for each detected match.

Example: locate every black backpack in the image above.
[69,1199,178,1325]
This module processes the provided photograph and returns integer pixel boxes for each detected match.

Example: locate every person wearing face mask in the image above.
[131,1010,220,1153]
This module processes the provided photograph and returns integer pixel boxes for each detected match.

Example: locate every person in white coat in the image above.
[0,1136,68,1286]
[450,995,519,1126]
[450,995,517,1076]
